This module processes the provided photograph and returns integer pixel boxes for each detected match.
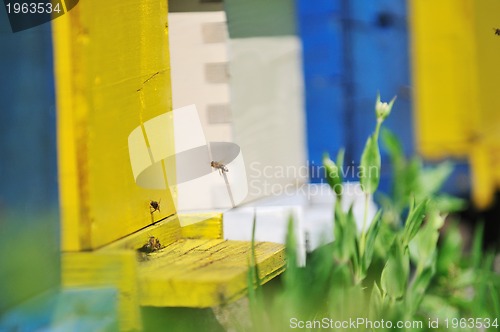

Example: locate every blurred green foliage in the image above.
[243,95,500,332]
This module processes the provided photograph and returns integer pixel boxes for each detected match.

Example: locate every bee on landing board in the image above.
[150,200,160,214]
[211,161,229,175]
[138,236,162,254]
[493,28,500,36]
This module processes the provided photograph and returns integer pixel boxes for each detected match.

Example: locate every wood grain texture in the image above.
[64,214,285,310]
[137,239,285,307]
[53,0,176,251]
[102,214,182,251]
[62,251,140,331]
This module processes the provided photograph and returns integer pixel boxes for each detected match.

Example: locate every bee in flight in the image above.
[211,161,229,175]
[494,28,500,36]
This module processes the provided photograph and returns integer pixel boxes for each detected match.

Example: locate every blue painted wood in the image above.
[347,0,413,192]
[349,0,412,157]
[298,0,470,196]
[0,21,59,312]
[296,0,345,182]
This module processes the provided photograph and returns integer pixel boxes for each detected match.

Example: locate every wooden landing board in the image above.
[137,238,285,307]
[61,215,286,310]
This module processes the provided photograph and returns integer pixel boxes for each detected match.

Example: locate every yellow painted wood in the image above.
[470,0,500,208]
[137,239,285,307]
[53,0,176,251]
[102,214,182,251]
[473,0,500,144]
[53,0,287,316]
[62,251,141,331]
[179,213,224,239]
[470,144,494,208]
[409,0,480,158]
[64,215,285,310]
[410,0,500,208]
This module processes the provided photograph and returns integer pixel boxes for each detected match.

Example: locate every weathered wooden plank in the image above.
[101,214,182,251]
[65,213,284,309]
[52,0,177,251]
[138,239,285,307]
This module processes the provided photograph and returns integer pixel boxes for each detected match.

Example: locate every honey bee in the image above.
[211,161,229,175]
[138,236,162,254]
[150,200,160,214]
[494,28,500,36]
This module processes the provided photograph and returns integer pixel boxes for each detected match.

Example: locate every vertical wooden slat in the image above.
[0,24,59,312]
[296,0,346,176]
[349,0,414,192]
[52,0,178,250]
[409,0,480,158]
[470,0,500,208]
[409,0,500,207]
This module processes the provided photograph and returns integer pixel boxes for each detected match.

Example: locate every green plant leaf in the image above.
[427,210,445,229]
[346,206,360,276]
[407,262,435,315]
[360,135,381,194]
[402,199,428,247]
[418,161,453,197]
[420,294,460,320]
[323,153,342,197]
[381,240,409,299]
[336,148,345,181]
[409,218,439,271]
[363,210,382,274]
[488,283,500,319]
[333,201,349,261]
[431,194,466,213]
[373,222,397,261]
[369,282,383,321]
[402,157,422,199]
[284,215,298,286]
[247,210,263,313]
[334,202,358,265]
[436,223,463,276]
[381,128,404,166]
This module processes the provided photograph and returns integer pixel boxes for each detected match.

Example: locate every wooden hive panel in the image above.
[53,0,177,250]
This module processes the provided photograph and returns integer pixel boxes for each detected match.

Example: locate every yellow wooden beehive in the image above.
[410,0,500,208]
[52,1,285,330]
